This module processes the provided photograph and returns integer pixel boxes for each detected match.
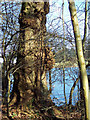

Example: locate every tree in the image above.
[69,77,79,105]
[10,2,55,105]
[1,2,57,119]
[62,0,67,105]
[68,0,89,119]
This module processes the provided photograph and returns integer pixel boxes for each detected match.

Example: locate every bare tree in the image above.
[68,0,89,119]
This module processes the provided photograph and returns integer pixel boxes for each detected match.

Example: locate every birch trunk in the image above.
[68,0,89,119]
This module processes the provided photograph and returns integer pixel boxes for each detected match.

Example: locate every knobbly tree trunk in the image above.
[68,0,89,119]
[10,2,55,107]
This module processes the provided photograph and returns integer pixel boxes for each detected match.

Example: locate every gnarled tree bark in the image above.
[10,2,55,107]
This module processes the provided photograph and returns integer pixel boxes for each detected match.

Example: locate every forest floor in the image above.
[1,101,83,120]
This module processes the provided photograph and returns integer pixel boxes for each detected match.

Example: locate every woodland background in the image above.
[0,0,90,120]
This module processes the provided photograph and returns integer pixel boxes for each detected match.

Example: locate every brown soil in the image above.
[1,101,82,120]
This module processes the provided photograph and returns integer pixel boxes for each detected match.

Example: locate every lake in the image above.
[47,67,90,106]
[47,67,80,106]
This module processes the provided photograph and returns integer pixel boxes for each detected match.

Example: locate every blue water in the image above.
[47,67,80,106]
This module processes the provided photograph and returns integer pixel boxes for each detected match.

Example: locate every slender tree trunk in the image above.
[7,72,10,117]
[88,2,90,119]
[82,0,88,53]
[0,63,2,120]
[69,77,79,105]
[2,33,7,104]
[68,0,89,119]
[62,0,67,105]
[49,69,52,93]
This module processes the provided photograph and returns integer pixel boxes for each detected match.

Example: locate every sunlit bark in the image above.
[68,0,89,119]
[10,2,55,106]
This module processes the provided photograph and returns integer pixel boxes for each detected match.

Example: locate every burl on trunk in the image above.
[10,2,55,106]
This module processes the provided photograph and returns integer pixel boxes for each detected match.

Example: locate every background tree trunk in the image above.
[69,77,79,105]
[62,0,67,105]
